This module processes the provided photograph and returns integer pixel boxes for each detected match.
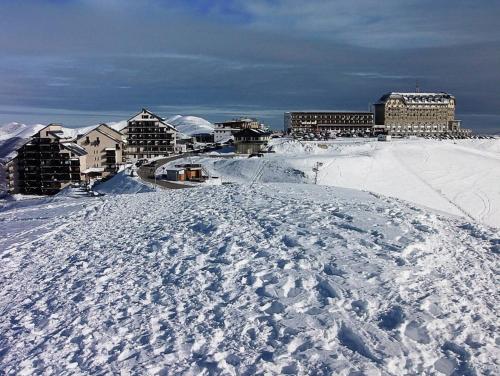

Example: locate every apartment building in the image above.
[234,128,272,154]
[124,109,177,160]
[76,124,126,180]
[214,118,261,143]
[284,111,374,136]
[15,124,87,195]
[373,92,470,136]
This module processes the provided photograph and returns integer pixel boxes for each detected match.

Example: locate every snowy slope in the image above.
[0,122,46,142]
[181,138,500,228]
[167,115,214,136]
[0,184,498,374]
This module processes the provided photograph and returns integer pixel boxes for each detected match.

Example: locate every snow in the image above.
[166,115,214,136]
[0,122,46,142]
[0,184,498,374]
[178,138,500,228]
[93,169,154,195]
[1,133,499,374]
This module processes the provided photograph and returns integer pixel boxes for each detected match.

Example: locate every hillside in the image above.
[0,184,498,374]
[167,115,214,137]
[177,138,500,228]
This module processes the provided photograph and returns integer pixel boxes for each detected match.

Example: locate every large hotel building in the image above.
[373,92,469,136]
[284,111,374,135]
[285,91,471,137]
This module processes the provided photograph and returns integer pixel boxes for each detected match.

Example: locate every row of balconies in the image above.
[128,121,161,127]
[127,128,167,133]
[128,141,171,146]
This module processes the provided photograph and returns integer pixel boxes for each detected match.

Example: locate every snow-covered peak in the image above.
[166,115,214,136]
[0,122,46,141]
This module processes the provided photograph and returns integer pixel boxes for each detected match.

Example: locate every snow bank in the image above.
[94,170,154,195]
[0,184,498,374]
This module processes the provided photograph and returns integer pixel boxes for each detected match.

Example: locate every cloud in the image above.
[0,0,498,132]
[230,0,500,48]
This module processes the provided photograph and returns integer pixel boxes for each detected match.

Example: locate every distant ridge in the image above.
[167,115,214,136]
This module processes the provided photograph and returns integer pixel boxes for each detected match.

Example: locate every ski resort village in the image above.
[1,91,499,376]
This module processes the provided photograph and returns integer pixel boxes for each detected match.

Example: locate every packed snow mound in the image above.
[167,115,214,136]
[0,184,498,374]
[94,169,154,195]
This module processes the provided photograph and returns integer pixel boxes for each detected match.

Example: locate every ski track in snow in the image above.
[0,184,499,375]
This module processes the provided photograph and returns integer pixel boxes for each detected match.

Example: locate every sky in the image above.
[0,0,499,132]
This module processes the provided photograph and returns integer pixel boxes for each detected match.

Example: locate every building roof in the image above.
[285,111,373,115]
[166,167,185,172]
[82,167,105,174]
[62,142,87,156]
[234,128,272,138]
[376,92,455,105]
[77,123,124,141]
[214,118,258,126]
[127,108,177,132]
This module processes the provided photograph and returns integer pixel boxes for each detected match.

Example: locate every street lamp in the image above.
[312,162,323,185]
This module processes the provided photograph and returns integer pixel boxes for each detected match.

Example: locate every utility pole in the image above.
[312,162,323,185]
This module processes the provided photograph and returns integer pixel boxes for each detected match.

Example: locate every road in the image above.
[137,154,194,190]
[136,149,235,190]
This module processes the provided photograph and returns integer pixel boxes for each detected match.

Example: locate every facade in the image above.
[5,158,18,194]
[373,92,470,136]
[164,168,185,182]
[15,124,87,195]
[0,157,18,195]
[214,118,261,143]
[284,112,374,136]
[76,124,125,181]
[192,133,214,143]
[234,128,272,154]
[124,109,177,161]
